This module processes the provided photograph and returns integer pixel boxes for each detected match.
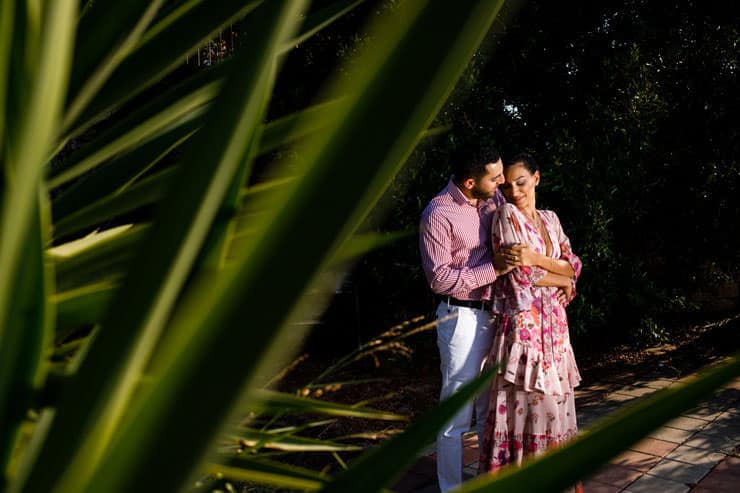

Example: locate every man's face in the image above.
[470,159,505,199]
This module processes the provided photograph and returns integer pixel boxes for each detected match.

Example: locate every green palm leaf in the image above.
[50,98,340,229]
[228,428,362,452]
[202,461,325,491]
[53,281,115,343]
[22,2,307,492]
[249,390,406,421]
[50,77,216,189]
[0,0,12,157]
[65,0,262,135]
[76,2,508,492]
[0,195,54,486]
[210,455,329,485]
[0,0,76,486]
[50,121,197,223]
[63,1,166,129]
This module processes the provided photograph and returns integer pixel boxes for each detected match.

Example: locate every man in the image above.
[419,145,511,492]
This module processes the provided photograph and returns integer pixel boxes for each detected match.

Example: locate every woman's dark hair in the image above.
[506,152,539,174]
[452,144,501,184]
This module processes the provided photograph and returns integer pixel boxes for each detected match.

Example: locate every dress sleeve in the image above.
[550,211,582,281]
[548,210,581,305]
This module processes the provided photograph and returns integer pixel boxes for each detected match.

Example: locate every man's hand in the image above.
[493,250,514,276]
[557,283,574,306]
[556,288,568,305]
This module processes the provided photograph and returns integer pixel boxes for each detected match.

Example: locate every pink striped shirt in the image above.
[420,179,506,300]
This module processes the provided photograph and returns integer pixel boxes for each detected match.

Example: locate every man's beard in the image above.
[471,186,495,200]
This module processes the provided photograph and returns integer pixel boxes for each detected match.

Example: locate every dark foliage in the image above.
[290,0,739,354]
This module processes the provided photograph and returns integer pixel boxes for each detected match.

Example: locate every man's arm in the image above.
[419,211,497,297]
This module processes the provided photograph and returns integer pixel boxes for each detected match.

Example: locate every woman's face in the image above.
[501,163,540,210]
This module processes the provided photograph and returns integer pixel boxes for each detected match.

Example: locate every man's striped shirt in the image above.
[419,179,505,301]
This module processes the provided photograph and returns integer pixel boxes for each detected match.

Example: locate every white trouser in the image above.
[435,302,493,492]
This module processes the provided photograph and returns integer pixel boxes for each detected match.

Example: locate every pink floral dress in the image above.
[479,202,583,473]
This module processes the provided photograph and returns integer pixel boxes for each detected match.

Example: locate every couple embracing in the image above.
[419,147,583,492]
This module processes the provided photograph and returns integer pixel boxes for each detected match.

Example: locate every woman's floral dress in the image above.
[479,202,583,473]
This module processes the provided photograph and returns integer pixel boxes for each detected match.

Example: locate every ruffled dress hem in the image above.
[489,333,582,396]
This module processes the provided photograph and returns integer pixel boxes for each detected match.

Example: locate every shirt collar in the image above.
[446,179,478,207]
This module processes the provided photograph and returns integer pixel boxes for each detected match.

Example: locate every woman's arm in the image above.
[534,271,574,299]
[507,245,575,277]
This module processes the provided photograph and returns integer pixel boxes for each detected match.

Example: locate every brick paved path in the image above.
[392,367,740,492]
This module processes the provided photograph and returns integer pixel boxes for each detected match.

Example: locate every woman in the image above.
[479,153,583,473]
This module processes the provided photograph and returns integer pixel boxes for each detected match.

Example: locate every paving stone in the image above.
[695,395,733,412]
[647,426,695,444]
[712,410,740,425]
[638,378,676,390]
[602,374,638,386]
[610,450,662,472]
[575,389,608,406]
[693,456,740,492]
[580,480,622,493]
[683,406,726,422]
[604,392,640,403]
[640,366,681,380]
[576,404,598,415]
[629,437,679,457]
[663,444,726,468]
[647,457,711,483]
[666,416,710,431]
[587,464,642,489]
[684,432,738,454]
[580,480,621,492]
[722,406,740,416]
[622,473,689,493]
[721,377,740,391]
[701,427,740,444]
[609,385,656,398]
[578,402,625,419]
[577,404,612,419]
[692,485,733,493]
[702,416,740,440]
[577,418,598,431]
[463,445,479,466]
[713,387,740,405]
[577,383,616,392]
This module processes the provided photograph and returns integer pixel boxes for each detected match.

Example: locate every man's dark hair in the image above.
[452,145,501,184]
[506,152,539,174]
